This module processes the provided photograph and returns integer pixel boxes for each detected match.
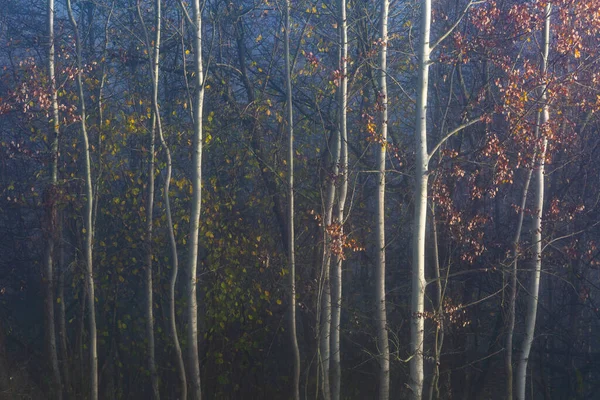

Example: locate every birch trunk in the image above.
[44,1,63,398]
[136,0,160,397]
[330,0,347,397]
[515,4,551,399]
[162,15,187,400]
[319,129,337,400]
[410,0,431,398]
[66,1,97,398]
[284,2,301,398]
[187,1,204,398]
[376,0,390,398]
[505,169,533,400]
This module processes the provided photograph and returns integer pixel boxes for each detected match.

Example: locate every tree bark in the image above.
[515,5,551,399]
[187,1,204,398]
[410,0,431,398]
[376,0,390,398]
[505,169,533,400]
[330,0,347,398]
[284,2,301,399]
[66,1,98,398]
[136,0,160,397]
[44,1,63,398]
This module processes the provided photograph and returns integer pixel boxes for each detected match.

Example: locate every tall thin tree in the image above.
[515,4,551,399]
[376,0,390,398]
[284,1,301,398]
[330,0,348,398]
[187,0,205,398]
[136,0,160,397]
[44,1,63,398]
[66,1,98,398]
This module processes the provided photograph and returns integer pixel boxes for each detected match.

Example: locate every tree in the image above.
[330,0,348,398]
[186,0,205,398]
[136,0,160,397]
[43,0,62,398]
[376,0,390,398]
[284,1,301,398]
[66,0,97,398]
[515,4,551,399]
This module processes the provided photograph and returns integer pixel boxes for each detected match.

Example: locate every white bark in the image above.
[505,169,533,400]
[284,2,301,398]
[410,0,431,398]
[330,0,347,398]
[44,1,62,398]
[66,1,97,398]
[515,4,551,399]
[187,1,204,398]
[136,0,160,397]
[377,0,390,398]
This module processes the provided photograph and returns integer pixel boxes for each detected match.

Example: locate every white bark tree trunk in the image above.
[410,0,431,398]
[187,1,204,398]
[284,2,301,398]
[377,0,390,398]
[66,1,97,398]
[505,169,533,400]
[136,0,160,397]
[515,4,551,399]
[330,0,347,398]
[44,1,63,399]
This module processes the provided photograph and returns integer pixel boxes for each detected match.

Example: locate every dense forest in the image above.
[1,0,600,399]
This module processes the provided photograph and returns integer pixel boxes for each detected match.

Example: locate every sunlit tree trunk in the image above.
[505,169,533,400]
[330,0,347,398]
[410,0,431,398]
[163,15,188,400]
[284,1,301,398]
[44,1,63,398]
[376,0,390,398]
[136,0,160,397]
[515,4,551,399]
[66,1,97,398]
[187,1,204,398]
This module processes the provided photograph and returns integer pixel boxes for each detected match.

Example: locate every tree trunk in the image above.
[161,15,187,400]
[330,0,347,397]
[376,0,390,398]
[187,1,204,398]
[284,2,301,399]
[505,169,533,400]
[515,4,551,399]
[57,227,72,399]
[136,1,160,397]
[410,0,431,398]
[66,2,98,399]
[44,1,63,398]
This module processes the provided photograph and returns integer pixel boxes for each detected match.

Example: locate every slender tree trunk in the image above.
[57,227,72,399]
[136,1,160,397]
[376,0,390,398]
[187,1,204,398]
[505,169,533,400]
[411,0,431,398]
[515,5,551,399]
[284,2,301,399]
[319,129,337,400]
[427,205,443,400]
[44,1,63,398]
[66,1,97,399]
[330,0,347,398]
[161,14,187,400]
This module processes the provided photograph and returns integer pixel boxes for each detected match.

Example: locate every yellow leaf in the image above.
[575,48,581,59]
[185,49,190,55]
[56,297,61,304]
